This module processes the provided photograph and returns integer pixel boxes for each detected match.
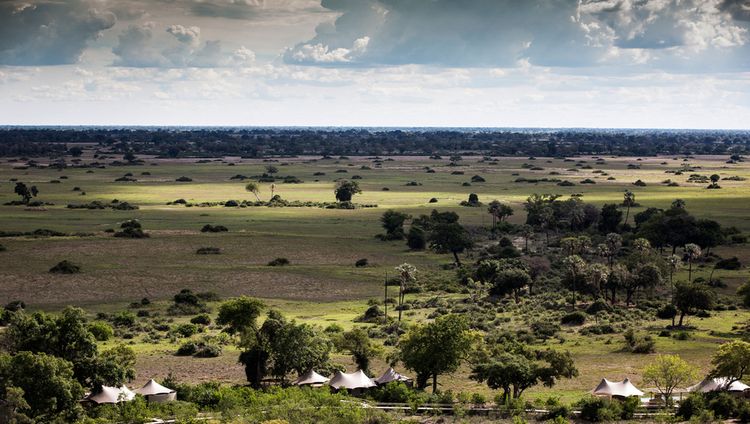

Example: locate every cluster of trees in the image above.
[2,128,748,157]
[0,307,136,422]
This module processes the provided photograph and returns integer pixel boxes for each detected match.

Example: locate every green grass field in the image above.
[1,153,749,402]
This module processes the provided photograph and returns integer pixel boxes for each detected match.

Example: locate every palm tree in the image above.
[245,182,261,201]
[521,225,533,252]
[623,190,636,224]
[487,200,500,228]
[684,243,702,283]
[667,254,681,300]
[395,263,417,323]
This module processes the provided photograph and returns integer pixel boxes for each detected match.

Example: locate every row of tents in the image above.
[293,368,411,394]
[592,377,750,399]
[83,373,748,405]
[83,380,176,405]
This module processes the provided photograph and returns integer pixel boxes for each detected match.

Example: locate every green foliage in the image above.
[0,351,84,422]
[709,340,750,385]
[217,296,265,334]
[623,329,656,354]
[576,396,622,422]
[49,260,81,274]
[642,354,696,406]
[677,392,706,420]
[88,321,114,341]
[334,180,362,202]
[334,328,382,374]
[560,311,586,326]
[380,210,410,240]
[399,314,474,391]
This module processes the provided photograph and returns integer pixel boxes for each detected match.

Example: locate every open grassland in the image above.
[1,154,750,401]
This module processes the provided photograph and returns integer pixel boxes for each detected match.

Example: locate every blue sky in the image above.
[1,0,750,128]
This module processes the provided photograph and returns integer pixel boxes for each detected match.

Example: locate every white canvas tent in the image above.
[293,370,330,387]
[374,367,411,385]
[329,370,376,392]
[85,386,136,404]
[592,378,644,398]
[688,377,750,393]
[135,379,177,402]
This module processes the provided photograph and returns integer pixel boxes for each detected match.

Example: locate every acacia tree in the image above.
[709,340,750,388]
[562,255,588,306]
[643,355,696,406]
[487,200,513,228]
[399,315,474,392]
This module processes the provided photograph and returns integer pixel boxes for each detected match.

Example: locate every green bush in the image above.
[89,321,114,341]
[577,396,621,422]
[707,392,738,419]
[560,311,586,326]
[49,260,81,274]
[268,257,290,266]
[190,314,211,325]
[677,393,705,420]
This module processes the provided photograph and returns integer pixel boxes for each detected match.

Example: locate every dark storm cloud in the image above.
[0,0,116,65]
[720,0,750,21]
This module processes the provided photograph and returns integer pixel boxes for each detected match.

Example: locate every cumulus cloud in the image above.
[285,0,750,68]
[112,23,255,68]
[0,0,116,65]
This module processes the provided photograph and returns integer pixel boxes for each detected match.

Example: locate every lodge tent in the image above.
[293,370,330,387]
[329,370,376,393]
[592,378,644,398]
[688,377,750,393]
[84,386,136,404]
[374,367,412,385]
[135,379,177,402]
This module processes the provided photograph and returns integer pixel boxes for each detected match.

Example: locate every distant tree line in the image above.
[0,128,749,157]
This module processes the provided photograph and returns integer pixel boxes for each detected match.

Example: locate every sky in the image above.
[1,0,750,129]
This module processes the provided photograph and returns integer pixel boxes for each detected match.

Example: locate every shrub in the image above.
[201,224,228,233]
[89,321,114,341]
[715,257,741,270]
[268,257,290,266]
[190,314,211,325]
[174,323,200,338]
[112,311,137,327]
[560,311,586,326]
[623,329,655,353]
[174,289,202,306]
[176,342,198,356]
[0,244,5,252]
[196,247,221,254]
[577,396,621,422]
[586,299,612,314]
[49,260,81,274]
[355,258,368,267]
[707,392,738,419]
[176,176,193,182]
[677,393,705,420]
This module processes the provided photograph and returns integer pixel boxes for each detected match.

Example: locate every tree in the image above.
[406,226,426,250]
[395,263,417,322]
[265,318,331,385]
[217,297,266,388]
[13,183,38,205]
[643,355,697,406]
[673,281,715,326]
[521,225,534,252]
[684,243,702,283]
[245,182,261,201]
[623,190,636,224]
[429,222,473,266]
[476,260,530,303]
[334,180,361,202]
[737,281,750,307]
[709,340,750,388]
[335,328,382,375]
[488,200,513,228]
[380,210,410,240]
[399,315,474,392]
[68,146,83,157]
[471,346,577,402]
[598,204,622,233]
[0,351,85,422]
[562,255,588,305]
[3,307,132,388]
[265,165,279,174]
[123,151,136,162]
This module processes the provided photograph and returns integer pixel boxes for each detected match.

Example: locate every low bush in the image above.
[560,311,586,326]
[196,247,221,254]
[268,257,290,266]
[190,314,211,325]
[201,224,228,233]
[89,321,114,341]
[49,260,81,274]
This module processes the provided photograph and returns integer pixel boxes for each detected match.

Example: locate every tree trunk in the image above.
[678,311,686,327]
[432,374,438,394]
[452,251,461,267]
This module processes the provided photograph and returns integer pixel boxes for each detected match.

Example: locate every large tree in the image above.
[673,281,715,327]
[643,355,696,406]
[476,259,531,303]
[709,340,750,388]
[471,345,578,402]
[334,180,362,202]
[428,222,473,266]
[13,182,38,205]
[217,297,266,387]
[380,210,410,240]
[399,315,474,392]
